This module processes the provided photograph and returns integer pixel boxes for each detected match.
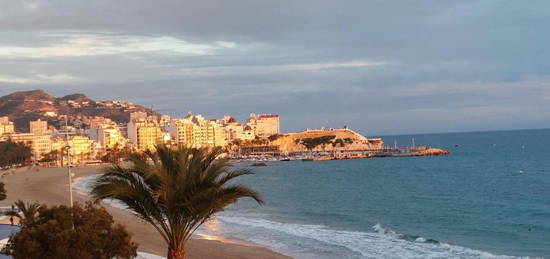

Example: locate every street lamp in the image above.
[64,117,74,208]
[66,145,74,208]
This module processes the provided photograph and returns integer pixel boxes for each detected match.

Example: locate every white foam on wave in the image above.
[73,175,128,210]
[73,174,98,197]
[74,175,531,259]
[136,252,165,259]
[213,215,530,259]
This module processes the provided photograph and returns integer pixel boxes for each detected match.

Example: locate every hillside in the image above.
[237,128,384,152]
[0,89,157,131]
[274,128,384,152]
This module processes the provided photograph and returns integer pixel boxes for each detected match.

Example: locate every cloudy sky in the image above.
[0,0,549,135]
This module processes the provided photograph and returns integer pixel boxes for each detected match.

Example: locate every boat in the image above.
[313,156,334,161]
[251,162,268,167]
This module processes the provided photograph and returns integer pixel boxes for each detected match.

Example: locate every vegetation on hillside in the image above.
[268,134,285,141]
[91,146,263,259]
[1,201,137,259]
[332,137,354,147]
[292,135,358,150]
[296,135,337,150]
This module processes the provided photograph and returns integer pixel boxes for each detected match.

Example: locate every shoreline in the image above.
[0,166,292,259]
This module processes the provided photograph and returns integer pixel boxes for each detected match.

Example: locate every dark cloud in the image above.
[0,0,549,135]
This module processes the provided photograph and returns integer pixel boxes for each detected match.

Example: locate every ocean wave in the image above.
[215,215,529,259]
[372,223,439,244]
[74,175,531,259]
[73,175,128,210]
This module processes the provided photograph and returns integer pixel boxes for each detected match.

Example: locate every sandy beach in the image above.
[0,166,291,259]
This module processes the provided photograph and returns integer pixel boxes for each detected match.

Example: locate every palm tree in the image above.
[91,146,263,259]
[0,182,6,201]
[7,200,41,226]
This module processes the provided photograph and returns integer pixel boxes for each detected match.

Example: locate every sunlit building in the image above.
[130,111,148,121]
[68,136,94,157]
[30,119,49,136]
[87,124,126,150]
[0,117,9,124]
[85,116,114,129]
[169,114,226,148]
[4,133,52,160]
[222,121,244,142]
[247,113,280,137]
[127,118,163,151]
[33,135,53,159]
[0,117,15,136]
[241,125,256,140]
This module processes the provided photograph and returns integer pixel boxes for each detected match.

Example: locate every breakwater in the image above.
[233,146,450,161]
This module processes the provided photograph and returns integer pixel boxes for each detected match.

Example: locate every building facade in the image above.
[30,119,49,136]
[130,111,148,121]
[127,118,163,151]
[169,114,225,148]
[68,136,95,158]
[0,117,15,136]
[247,114,280,137]
[87,124,126,150]
[4,133,52,160]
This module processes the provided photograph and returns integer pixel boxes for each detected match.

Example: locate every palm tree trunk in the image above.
[167,243,185,259]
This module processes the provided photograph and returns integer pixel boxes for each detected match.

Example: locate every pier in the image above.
[232,146,450,161]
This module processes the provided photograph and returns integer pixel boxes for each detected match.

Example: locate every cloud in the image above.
[0,32,237,58]
[0,1,549,134]
[0,75,33,84]
[0,73,79,84]
[273,61,386,71]
[170,60,386,78]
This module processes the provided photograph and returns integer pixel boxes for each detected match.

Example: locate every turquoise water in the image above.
[75,129,550,258]
[201,129,550,258]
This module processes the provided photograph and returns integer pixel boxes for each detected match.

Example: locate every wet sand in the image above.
[0,166,291,259]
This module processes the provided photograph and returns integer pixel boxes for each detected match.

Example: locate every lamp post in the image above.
[65,117,74,208]
[66,145,73,208]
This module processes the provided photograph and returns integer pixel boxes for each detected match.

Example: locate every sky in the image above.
[0,0,549,136]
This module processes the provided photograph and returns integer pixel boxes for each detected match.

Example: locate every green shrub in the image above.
[2,202,137,259]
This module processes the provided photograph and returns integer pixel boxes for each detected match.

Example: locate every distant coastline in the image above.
[0,89,449,170]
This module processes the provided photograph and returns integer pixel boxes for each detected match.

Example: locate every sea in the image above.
[74,129,550,259]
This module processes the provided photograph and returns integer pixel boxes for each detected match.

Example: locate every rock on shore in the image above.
[419,148,450,156]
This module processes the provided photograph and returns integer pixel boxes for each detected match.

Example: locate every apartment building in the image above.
[0,117,15,136]
[30,119,49,136]
[247,113,280,137]
[169,114,225,148]
[127,118,163,151]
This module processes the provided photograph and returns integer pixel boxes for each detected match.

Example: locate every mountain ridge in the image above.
[0,89,157,132]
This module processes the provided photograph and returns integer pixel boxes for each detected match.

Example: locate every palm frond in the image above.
[91,145,262,256]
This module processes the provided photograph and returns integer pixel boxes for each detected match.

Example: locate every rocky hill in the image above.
[0,90,157,131]
[273,128,384,152]
[236,128,384,152]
